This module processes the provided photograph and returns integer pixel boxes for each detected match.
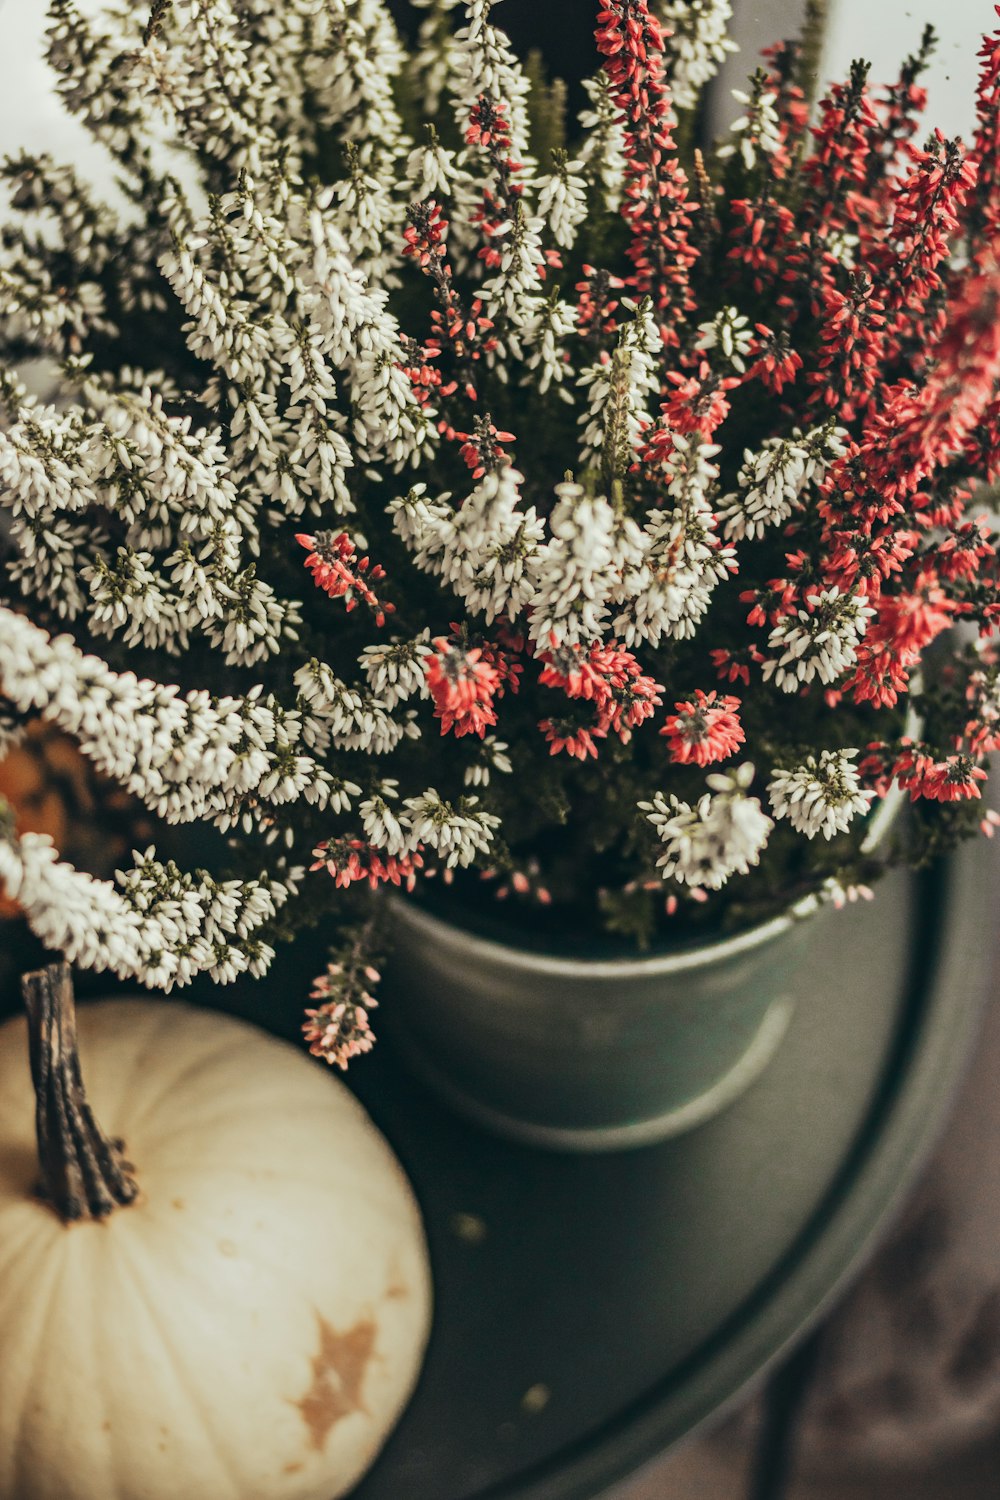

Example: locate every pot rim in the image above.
[388,782,905,980]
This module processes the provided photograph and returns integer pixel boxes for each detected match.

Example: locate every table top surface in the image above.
[205,834,992,1500]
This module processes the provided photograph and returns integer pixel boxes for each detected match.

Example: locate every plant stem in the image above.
[799,0,829,117]
[22,962,139,1223]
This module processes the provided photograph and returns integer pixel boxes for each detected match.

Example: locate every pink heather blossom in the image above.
[296,531,394,626]
[426,637,501,738]
[661,691,745,765]
[539,719,601,760]
[303,987,378,1070]
[310,838,423,890]
[538,638,663,746]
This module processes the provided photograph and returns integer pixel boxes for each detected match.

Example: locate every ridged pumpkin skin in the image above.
[0,1000,432,1500]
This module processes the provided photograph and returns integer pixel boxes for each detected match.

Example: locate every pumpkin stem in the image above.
[22,962,139,1222]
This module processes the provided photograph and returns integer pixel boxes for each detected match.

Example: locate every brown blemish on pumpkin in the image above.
[283,1462,304,1475]
[290,1313,377,1452]
[171,1198,185,1211]
[218,1239,238,1258]
[101,1421,111,1433]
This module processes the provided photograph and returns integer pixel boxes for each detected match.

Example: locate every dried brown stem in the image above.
[22,963,139,1223]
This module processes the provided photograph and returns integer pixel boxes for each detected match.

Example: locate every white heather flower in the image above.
[326,777,363,816]
[579,297,662,471]
[615,436,736,646]
[401,790,500,868]
[293,658,408,757]
[640,764,773,890]
[0,830,289,989]
[434,467,546,624]
[409,0,465,118]
[517,293,578,396]
[718,84,782,170]
[577,73,626,213]
[464,736,513,787]
[762,589,876,693]
[300,0,411,187]
[696,306,754,373]
[359,634,433,708]
[480,204,546,327]
[304,206,429,470]
[719,423,848,542]
[768,750,874,840]
[0,609,329,830]
[527,482,616,647]
[360,780,409,857]
[535,151,589,249]
[661,0,738,111]
[451,0,533,166]
[826,229,860,267]
[403,129,470,202]
[332,149,400,289]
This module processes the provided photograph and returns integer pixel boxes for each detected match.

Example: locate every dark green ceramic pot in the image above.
[383,796,903,1153]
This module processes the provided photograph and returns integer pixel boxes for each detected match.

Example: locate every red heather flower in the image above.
[970,11,1000,253]
[858,740,905,798]
[309,838,423,890]
[539,718,601,760]
[876,134,976,349]
[539,639,663,743]
[575,264,626,343]
[740,580,797,629]
[478,637,522,697]
[402,196,448,268]
[745,324,802,395]
[965,668,1000,754]
[400,334,450,407]
[465,93,527,274]
[538,637,609,701]
[656,362,737,441]
[710,646,764,687]
[595,0,698,341]
[303,983,378,1071]
[809,272,887,421]
[803,62,881,227]
[451,416,516,478]
[296,531,393,626]
[867,28,934,189]
[871,572,956,657]
[482,859,553,906]
[426,637,500,738]
[727,199,797,300]
[466,92,516,156]
[933,517,997,582]
[821,269,1000,626]
[851,570,959,711]
[405,199,497,402]
[845,570,957,710]
[861,741,987,804]
[921,756,989,802]
[760,39,810,173]
[661,690,745,766]
[591,645,663,740]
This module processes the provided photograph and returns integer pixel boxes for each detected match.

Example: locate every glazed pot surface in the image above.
[382,895,827,1151]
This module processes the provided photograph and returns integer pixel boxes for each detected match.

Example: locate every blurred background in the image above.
[1,0,998,1496]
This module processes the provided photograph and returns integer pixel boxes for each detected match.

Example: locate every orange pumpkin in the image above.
[0,723,150,917]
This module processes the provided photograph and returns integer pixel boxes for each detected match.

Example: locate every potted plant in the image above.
[2,0,999,1147]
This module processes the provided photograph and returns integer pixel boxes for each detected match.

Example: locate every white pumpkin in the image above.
[0,967,432,1500]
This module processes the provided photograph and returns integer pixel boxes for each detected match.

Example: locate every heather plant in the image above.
[3,0,1000,1067]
